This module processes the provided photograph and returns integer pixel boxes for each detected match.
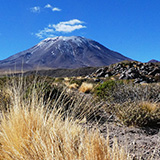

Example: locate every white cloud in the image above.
[36,28,55,39]
[30,4,61,14]
[44,4,61,12]
[30,6,41,13]
[52,7,61,12]
[52,19,86,33]
[35,19,86,39]
[44,4,52,9]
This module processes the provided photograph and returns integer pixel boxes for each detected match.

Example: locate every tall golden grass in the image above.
[0,76,131,160]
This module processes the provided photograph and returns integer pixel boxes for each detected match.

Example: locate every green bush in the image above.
[94,80,123,99]
[94,80,160,104]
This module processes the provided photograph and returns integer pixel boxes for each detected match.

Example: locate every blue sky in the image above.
[0,0,160,62]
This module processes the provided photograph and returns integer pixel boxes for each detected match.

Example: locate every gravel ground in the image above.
[75,91,160,159]
[97,118,160,160]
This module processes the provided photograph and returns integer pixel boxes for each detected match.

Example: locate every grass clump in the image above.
[79,82,93,93]
[115,101,160,127]
[0,88,12,111]
[0,76,131,160]
[0,105,131,160]
[68,83,79,90]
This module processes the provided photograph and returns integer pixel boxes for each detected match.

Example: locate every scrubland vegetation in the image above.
[95,80,160,127]
[0,76,131,160]
[0,74,160,159]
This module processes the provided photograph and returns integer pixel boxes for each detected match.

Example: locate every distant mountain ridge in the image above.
[0,36,131,71]
[148,59,159,63]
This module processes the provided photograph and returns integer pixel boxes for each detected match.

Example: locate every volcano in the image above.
[0,36,131,71]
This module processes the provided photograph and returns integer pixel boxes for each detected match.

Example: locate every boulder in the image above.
[148,68,160,76]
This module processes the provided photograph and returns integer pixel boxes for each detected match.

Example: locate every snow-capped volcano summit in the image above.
[37,36,89,49]
[0,36,131,71]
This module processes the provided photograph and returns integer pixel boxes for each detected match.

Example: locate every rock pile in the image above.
[89,61,160,83]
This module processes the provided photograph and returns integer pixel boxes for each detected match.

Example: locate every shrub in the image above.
[0,77,8,89]
[79,82,93,93]
[0,88,12,111]
[94,80,123,100]
[94,80,160,103]
[115,101,160,127]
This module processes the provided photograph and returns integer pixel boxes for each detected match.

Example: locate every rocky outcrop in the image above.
[89,61,160,83]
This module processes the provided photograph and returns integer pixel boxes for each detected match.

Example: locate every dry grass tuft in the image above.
[0,76,131,160]
[68,83,79,90]
[115,101,160,127]
[64,77,70,81]
[0,106,131,160]
[79,82,93,93]
[139,101,158,113]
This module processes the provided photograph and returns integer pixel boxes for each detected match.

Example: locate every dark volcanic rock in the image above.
[148,68,160,76]
[0,36,131,71]
[90,61,160,83]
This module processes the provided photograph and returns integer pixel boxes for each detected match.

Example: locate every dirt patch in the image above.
[94,118,160,159]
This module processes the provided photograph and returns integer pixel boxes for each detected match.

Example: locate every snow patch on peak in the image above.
[36,37,59,49]
[42,36,79,42]
[58,36,89,46]
[41,37,59,43]
[58,36,78,41]
[40,36,88,42]
[90,43,101,51]
[36,36,89,49]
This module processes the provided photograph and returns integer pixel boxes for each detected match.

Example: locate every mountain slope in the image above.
[0,36,131,71]
[148,59,159,63]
